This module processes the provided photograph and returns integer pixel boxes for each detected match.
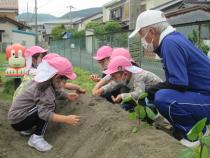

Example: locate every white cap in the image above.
[129,10,167,38]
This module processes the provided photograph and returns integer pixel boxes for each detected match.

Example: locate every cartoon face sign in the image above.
[6,44,26,68]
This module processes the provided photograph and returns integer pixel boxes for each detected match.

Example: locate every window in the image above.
[111,7,122,20]
[140,4,146,12]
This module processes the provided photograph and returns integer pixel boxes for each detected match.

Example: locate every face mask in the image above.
[52,76,66,89]
[141,31,154,52]
[115,72,128,85]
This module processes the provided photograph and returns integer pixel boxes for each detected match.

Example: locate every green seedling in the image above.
[179,118,210,158]
[122,93,156,133]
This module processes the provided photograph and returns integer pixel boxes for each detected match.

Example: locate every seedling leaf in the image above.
[121,95,134,104]
[201,136,210,148]
[201,145,208,158]
[128,112,137,120]
[145,106,156,120]
[179,148,193,158]
[135,105,146,119]
[187,118,207,141]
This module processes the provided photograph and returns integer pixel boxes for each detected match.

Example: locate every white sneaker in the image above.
[28,134,52,152]
[180,139,200,148]
[180,127,210,148]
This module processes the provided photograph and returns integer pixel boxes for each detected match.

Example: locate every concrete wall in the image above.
[12,30,35,47]
[0,21,18,43]
[78,13,103,31]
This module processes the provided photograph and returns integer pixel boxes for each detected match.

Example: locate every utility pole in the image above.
[35,0,38,44]
[67,5,74,29]
[27,2,29,22]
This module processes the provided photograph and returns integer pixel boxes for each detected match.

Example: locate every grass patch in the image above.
[71,67,95,92]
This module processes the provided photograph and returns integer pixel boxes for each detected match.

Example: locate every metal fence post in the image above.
[79,38,81,68]
[91,35,94,72]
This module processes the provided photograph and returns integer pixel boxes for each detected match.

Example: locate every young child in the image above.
[94,56,162,111]
[92,48,138,103]
[13,46,48,100]
[90,45,112,82]
[14,52,85,102]
[8,56,80,152]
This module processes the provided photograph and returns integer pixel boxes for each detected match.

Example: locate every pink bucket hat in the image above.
[111,48,134,62]
[103,56,143,75]
[42,53,60,61]
[34,56,77,83]
[25,46,48,57]
[25,46,48,69]
[93,46,112,61]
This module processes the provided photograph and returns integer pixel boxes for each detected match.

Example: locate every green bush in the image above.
[188,30,210,55]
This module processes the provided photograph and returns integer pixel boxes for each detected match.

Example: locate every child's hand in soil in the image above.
[76,87,86,94]
[111,95,122,103]
[92,88,104,97]
[65,115,80,126]
[90,74,101,82]
[67,93,79,101]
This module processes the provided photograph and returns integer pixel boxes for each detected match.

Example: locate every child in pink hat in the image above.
[94,56,162,111]
[25,46,48,75]
[13,46,48,100]
[8,56,80,152]
[92,48,138,103]
[90,45,113,82]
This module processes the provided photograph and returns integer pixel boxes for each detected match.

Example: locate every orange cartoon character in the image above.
[5,44,26,76]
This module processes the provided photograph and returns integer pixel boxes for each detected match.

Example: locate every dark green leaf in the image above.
[135,105,146,119]
[132,126,139,133]
[201,145,208,158]
[121,96,134,104]
[187,118,207,141]
[145,106,156,120]
[128,112,137,120]
[138,92,148,100]
[202,136,210,147]
[179,148,193,158]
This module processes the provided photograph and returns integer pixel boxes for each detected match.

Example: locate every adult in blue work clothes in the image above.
[129,10,210,148]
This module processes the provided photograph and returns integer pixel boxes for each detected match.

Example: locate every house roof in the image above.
[0,0,18,10]
[0,16,30,29]
[152,0,183,11]
[12,29,36,36]
[165,5,210,18]
[74,12,102,24]
[103,0,126,8]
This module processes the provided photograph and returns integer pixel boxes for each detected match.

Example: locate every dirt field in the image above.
[0,94,183,158]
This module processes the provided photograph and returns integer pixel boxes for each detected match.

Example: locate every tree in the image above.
[86,20,122,35]
[51,25,65,40]
[188,29,210,55]
[104,20,121,33]
[72,30,85,39]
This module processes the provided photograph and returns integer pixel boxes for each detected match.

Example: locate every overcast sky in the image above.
[19,0,111,17]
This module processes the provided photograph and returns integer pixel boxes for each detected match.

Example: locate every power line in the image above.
[37,0,51,9]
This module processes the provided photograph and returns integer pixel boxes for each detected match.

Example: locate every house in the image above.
[129,0,171,30]
[74,12,103,31]
[28,18,82,43]
[103,0,129,29]
[0,16,34,51]
[0,0,18,20]
[165,5,210,40]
